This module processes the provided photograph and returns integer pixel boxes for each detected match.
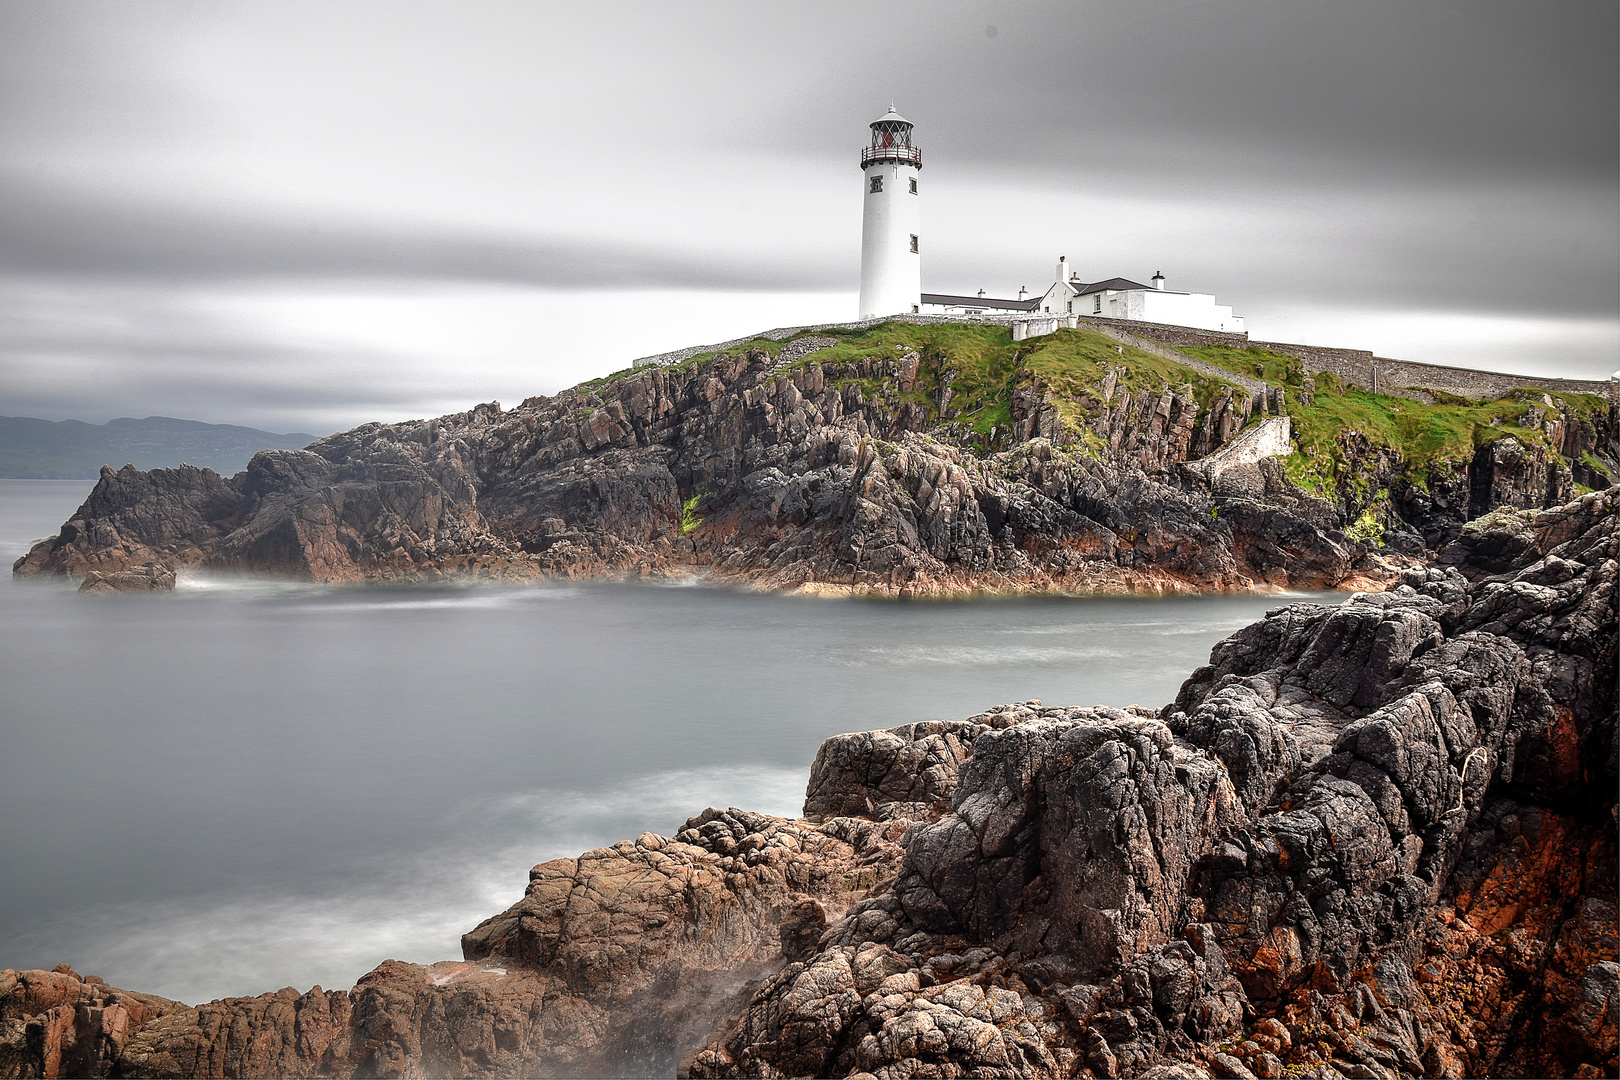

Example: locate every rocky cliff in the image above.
[27,323,1582,595]
[18,324,1613,597]
[1171,343,1620,558]
[4,486,1614,1079]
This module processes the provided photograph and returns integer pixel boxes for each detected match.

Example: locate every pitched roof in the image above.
[921,292,1042,311]
[1065,277,1154,294]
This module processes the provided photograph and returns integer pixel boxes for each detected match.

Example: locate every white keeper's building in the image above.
[1030,256,1246,333]
[859,108,1246,335]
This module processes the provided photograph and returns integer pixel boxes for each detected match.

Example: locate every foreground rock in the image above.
[2,487,1614,1078]
[75,563,175,594]
[15,335,1396,595]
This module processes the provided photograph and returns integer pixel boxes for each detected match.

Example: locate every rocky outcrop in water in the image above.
[14,338,1395,595]
[682,487,1618,1080]
[2,811,913,1079]
[3,486,1613,1078]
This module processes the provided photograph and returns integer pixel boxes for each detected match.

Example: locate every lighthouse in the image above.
[858,105,922,319]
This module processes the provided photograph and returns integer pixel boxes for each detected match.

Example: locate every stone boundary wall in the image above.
[629,314,1618,405]
[1247,341,1616,404]
[1074,316,1251,350]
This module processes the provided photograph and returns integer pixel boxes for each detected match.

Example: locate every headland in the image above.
[12,321,1618,596]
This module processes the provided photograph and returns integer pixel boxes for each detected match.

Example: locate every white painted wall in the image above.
[858,160,922,318]
[1038,280,1071,314]
[1048,286,1246,333]
[1130,290,1245,333]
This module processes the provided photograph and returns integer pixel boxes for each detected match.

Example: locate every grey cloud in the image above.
[0,0,1611,433]
[768,1,1616,186]
[0,174,846,290]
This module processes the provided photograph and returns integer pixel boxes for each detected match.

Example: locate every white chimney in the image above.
[1018,285,1028,299]
[1056,255,1068,285]
[1152,271,1165,291]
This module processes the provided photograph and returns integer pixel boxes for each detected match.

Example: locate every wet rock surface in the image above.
[14,347,1385,595]
[682,487,1616,1080]
[2,487,1614,1078]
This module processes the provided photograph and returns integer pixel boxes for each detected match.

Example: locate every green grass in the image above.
[1556,391,1613,422]
[1175,345,1604,497]
[1346,507,1386,548]
[667,337,787,372]
[791,323,1028,445]
[787,323,1255,447]
[1285,387,1552,488]
[1177,344,1306,387]
[576,365,640,395]
[566,327,1604,504]
[679,493,703,536]
[1021,328,1250,420]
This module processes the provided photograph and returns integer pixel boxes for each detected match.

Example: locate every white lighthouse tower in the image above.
[858,105,922,319]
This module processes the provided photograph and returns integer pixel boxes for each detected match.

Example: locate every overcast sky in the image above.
[1,1,1615,432]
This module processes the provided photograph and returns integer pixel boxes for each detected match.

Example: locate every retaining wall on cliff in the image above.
[1249,341,1618,403]
[1184,416,1293,481]
[1073,316,1252,350]
[1072,319,1617,403]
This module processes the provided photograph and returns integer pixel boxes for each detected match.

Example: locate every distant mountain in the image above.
[0,415,319,479]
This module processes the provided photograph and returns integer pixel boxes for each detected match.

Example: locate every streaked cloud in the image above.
[0,0,1613,429]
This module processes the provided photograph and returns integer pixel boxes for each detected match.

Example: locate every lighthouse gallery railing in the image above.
[860,145,922,168]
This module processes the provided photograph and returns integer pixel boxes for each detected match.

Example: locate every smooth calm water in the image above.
[0,479,1321,1005]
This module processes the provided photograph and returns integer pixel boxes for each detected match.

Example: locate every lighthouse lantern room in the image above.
[858,106,922,319]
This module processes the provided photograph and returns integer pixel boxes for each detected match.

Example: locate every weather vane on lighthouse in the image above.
[858,104,922,319]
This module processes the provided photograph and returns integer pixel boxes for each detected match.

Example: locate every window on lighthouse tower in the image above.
[870,176,882,194]
[909,178,917,194]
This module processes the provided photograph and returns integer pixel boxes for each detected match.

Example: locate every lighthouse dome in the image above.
[871,105,911,128]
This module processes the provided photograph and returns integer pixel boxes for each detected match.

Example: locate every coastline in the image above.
[3,486,1613,1078]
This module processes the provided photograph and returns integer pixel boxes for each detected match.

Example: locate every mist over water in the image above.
[0,480,1326,1005]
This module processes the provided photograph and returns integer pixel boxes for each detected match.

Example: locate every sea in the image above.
[0,479,1326,1005]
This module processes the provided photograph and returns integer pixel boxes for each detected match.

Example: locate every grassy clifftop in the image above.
[1177,344,1614,495]
[609,322,1254,450]
[586,324,1615,524]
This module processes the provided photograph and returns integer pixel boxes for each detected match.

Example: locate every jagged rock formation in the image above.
[15,332,1398,595]
[683,487,1618,1080]
[2,812,913,1079]
[3,487,1614,1079]
[16,325,1617,596]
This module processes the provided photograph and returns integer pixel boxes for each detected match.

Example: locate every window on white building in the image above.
[1093,295,1102,314]
[870,176,882,193]
[909,234,918,253]
[909,178,917,194]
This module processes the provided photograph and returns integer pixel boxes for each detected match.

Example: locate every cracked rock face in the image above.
[14,347,1376,595]
[682,488,1617,1080]
[2,488,1614,1079]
